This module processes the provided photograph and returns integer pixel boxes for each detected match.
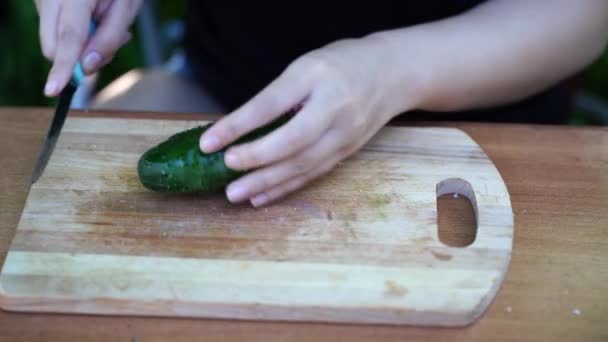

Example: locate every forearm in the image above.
[369,0,608,114]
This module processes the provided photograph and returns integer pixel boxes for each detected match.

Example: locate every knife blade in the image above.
[30,22,96,185]
[30,80,78,184]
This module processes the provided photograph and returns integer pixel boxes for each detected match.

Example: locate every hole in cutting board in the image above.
[436,178,477,247]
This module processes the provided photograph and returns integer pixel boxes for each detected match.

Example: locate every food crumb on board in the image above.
[505,306,512,313]
[521,209,528,214]
[272,215,287,224]
[572,308,581,316]
[452,193,459,199]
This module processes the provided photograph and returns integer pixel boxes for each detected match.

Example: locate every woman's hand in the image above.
[35,0,143,97]
[203,0,608,208]
[199,37,422,207]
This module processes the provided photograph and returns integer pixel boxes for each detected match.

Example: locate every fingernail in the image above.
[44,80,58,97]
[251,193,269,207]
[83,51,102,73]
[200,135,220,151]
[224,152,239,168]
[227,184,247,202]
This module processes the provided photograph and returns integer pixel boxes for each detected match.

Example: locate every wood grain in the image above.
[0,115,513,326]
[0,108,606,342]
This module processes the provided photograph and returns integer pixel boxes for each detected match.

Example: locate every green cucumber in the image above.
[137,115,289,193]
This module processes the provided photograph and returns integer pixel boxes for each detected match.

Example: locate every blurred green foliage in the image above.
[1,0,53,107]
[1,0,607,125]
[0,0,189,108]
[0,0,144,107]
[581,51,608,99]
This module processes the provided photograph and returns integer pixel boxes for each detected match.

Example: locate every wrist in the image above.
[363,30,434,118]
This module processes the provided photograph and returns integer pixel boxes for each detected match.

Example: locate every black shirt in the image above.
[182,1,571,124]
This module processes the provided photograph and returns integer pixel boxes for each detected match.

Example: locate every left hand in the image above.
[198,36,417,207]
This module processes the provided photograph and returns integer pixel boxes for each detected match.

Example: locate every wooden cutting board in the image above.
[0,116,513,327]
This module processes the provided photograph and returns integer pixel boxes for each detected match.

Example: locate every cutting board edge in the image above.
[0,248,513,327]
[0,290,485,328]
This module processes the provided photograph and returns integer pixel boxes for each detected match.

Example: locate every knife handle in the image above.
[71,21,97,87]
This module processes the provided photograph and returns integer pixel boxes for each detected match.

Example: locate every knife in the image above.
[30,78,79,184]
[30,23,96,185]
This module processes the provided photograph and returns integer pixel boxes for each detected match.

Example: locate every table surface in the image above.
[0,107,606,342]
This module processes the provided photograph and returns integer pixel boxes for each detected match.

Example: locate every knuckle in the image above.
[349,114,367,132]
[238,149,262,169]
[268,183,292,200]
[250,94,281,117]
[289,159,310,177]
[253,174,274,192]
[292,149,319,175]
[336,137,358,156]
[96,38,120,54]
[323,79,357,114]
[93,34,127,56]
[53,51,73,66]
[296,54,332,79]
[264,190,281,203]
[218,121,242,141]
[308,56,332,76]
[284,130,307,148]
[334,105,367,136]
[41,43,55,61]
[59,25,85,45]
[336,95,356,114]
[106,41,124,55]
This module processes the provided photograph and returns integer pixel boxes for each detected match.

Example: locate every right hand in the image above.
[34,0,143,97]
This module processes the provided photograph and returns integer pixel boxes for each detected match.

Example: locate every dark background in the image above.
[2,0,607,125]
